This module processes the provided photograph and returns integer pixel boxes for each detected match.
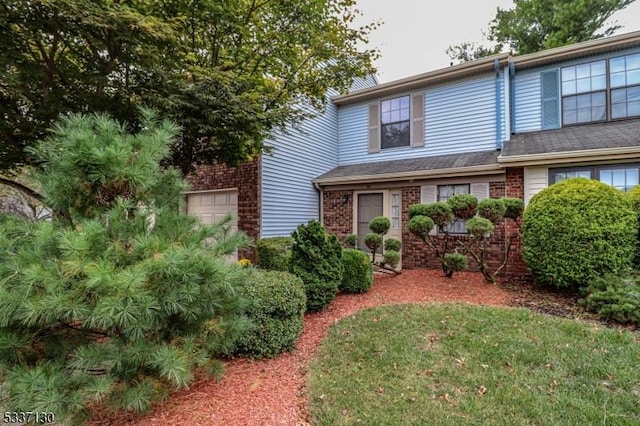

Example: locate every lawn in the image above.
[308,304,640,425]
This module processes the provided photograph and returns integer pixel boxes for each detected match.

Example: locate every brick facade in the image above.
[504,167,530,280]
[186,158,261,262]
[322,190,354,246]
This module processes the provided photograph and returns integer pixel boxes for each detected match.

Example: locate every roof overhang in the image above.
[312,163,504,186]
[498,146,640,167]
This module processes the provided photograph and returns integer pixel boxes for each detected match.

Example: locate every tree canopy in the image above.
[447,0,635,63]
[0,0,378,175]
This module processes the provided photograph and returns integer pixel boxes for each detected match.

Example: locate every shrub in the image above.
[443,253,468,277]
[467,217,494,239]
[477,198,506,224]
[447,194,478,220]
[345,234,358,249]
[384,238,402,252]
[407,215,435,240]
[340,249,374,294]
[502,197,525,220]
[628,186,640,267]
[421,202,453,228]
[290,220,343,312]
[369,216,390,235]
[581,273,640,324]
[523,178,636,289]
[364,233,383,252]
[233,270,306,358]
[383,250,401,268]
[256,237,293,271]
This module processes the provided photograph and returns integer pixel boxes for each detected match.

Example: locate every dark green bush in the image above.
[383,250,401,268]
[384,238,402,252]
[447,194,478,220]
[523,178,636,289]
[256,237,293,271]
[340,249,373,294]
[502,197,525,220]
[345,234,358,249]
[408,203,429,219]
[369,216,390,235]
[477,198,506,224]
[444,253,468,276]
[407,216,435,240]
[628,186,640,267]
[408,202,453,227]
[581,273,640,324]
[364,233,383,251]
[290,220,343,312]
[234,270,306,358]
[467,217,494,239]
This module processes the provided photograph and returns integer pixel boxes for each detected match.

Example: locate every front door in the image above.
[357,193,383,251]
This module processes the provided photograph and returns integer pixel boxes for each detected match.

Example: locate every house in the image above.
[187,31,640,273]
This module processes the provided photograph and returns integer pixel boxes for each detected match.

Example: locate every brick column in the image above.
[504,167,530,280]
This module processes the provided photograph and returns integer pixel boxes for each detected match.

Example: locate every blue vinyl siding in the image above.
[350,74,378,91]
[338,74,504,165]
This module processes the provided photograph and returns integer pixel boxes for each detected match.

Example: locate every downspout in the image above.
[313,181,324,226]
[509,61,516,135]
[494,59,502,150]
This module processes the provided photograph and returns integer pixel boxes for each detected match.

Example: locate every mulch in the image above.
[89,269,610,425]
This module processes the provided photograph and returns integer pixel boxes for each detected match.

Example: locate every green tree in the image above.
[0,0,378,178]
[448,0,635,63]
[0,110,251,423]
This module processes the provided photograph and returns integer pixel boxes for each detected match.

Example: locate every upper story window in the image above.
[380,96,410,149]
[551,53,640,128]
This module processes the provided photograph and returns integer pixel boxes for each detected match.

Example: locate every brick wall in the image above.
[504,167,530,280]
[186,158,261,262]
[322,190,353,245]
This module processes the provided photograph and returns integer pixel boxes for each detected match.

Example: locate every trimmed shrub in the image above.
[340,249,374,294]
[364,233,383,252]
[444,253,468,276]
[523,178,636,289]
[408,202,453,227]
[234,270,306,358]
[290,220,344,312]
[369,216,390,235]
[384,238,402,252]
[407,215,435,240]
[256,237,293,271]
[383,250,401,268]
[477,198,506,224]
[628,186,640,267]
[447,194,478,220]
[502,197,525,220]
[467,217,494,239]
[345,234,358,249]
[581,273,640,324]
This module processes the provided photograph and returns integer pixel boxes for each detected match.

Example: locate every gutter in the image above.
[313,181,324,226]
[313,163,504,186]
[498,145,640,166]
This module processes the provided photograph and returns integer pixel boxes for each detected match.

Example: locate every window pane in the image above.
[563,96,577,110]
[576,63,591,79]
[577,108,591,122]
[576,78,591,93]
[381,112,391,124]
[592,75,606,91]
[381,122,410,149]
[562,66,576,81]
[563,110,577,125]
[399,107,410,121]
[629,86,640,101]
[612,170,625,187]
[591,61,606,76]
[592,91,606,107]
[627,169,639,188]
[612,103,627,119]
[611,88,626,103]
[454,184,469,195]
[610,72,626,88]
[628,101,640,117]
[576,93,591,108]
[390,110,399,122]
[592,106,606,121]
[391,98,399,110]
[600,170,612,185]
[577,171,592,178]
[627,69,640,86]
[627,53,640,70]
[400,96,410,109]
[381,100,390,113]
[610,57,626,73]
[562,80,576,95]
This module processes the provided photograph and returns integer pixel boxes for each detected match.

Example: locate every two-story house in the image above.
[186,31,640,273]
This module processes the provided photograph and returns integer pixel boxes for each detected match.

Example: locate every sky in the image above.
[355,0,640,83]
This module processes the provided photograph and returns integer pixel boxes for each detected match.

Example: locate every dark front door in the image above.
[357,193,383,251]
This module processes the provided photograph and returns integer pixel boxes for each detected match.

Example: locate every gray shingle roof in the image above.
[501,119,640,157]
[314,150,500,182]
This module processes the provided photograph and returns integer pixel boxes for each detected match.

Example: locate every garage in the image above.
[186,189,239,246]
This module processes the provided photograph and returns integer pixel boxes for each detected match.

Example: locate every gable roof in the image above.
[313,150,501,185]
[500,119,640,165]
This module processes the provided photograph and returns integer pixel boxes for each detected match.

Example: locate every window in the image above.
[391,193,400,229]
[556,53,640,126]
[380,96,410,149]
[549,164,640,192]
[437,184,469,234]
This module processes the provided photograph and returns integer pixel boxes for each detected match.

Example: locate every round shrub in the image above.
[384,238,402,252]
[369,216,390,235]
[477,198,506,224]
[447,194,478,220]
[408,215,435,240]
[502,197,524,220]
[364,233,383,251]
[444,252,468,273]
[523,178,637,289]
[422,202,453,228]
[383,250,401,268]
[234,270,306,358]
[408,203,429,219]
[256,237,293,271]
[467,217,494,239]
[345,234,358,249]
[340,249,373,293]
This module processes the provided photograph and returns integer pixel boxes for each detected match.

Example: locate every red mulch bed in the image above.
[90,270,511,425]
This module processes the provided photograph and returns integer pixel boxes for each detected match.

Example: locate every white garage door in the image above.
[187,189,239,238]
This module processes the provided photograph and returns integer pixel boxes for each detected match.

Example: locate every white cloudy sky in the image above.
[355,0,640,83]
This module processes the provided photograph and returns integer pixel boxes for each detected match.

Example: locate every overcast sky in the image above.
[355,0,640,83]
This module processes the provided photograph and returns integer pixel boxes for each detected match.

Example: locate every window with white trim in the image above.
[549,164,640,192]
[437,184,469,234]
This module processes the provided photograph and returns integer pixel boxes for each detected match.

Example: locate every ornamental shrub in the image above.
[256,237,293,271]
[408,202,453,227]
[364,233,383,252]
[233,270,306,358]
[407,215,435,240]
[340,249,374,294]
[523,178,636,289]
[581,273,640,324]
[383,250,401,268]
[477,198,506,224]
[467,217,494,239]
[447,194,478,220]
[502,197,525,220]
[345,234,358,249]
[628,186,640,266]
[290,220,343,312]
[443,253,468,277]
[384,238,402,252]
[369,216,390,235]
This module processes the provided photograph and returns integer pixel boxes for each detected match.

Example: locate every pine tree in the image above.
[0,110,251,423]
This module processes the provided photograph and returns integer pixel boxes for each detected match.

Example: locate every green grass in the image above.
[308,304,640,426]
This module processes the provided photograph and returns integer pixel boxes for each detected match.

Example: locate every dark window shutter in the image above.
[541,70,560,129]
